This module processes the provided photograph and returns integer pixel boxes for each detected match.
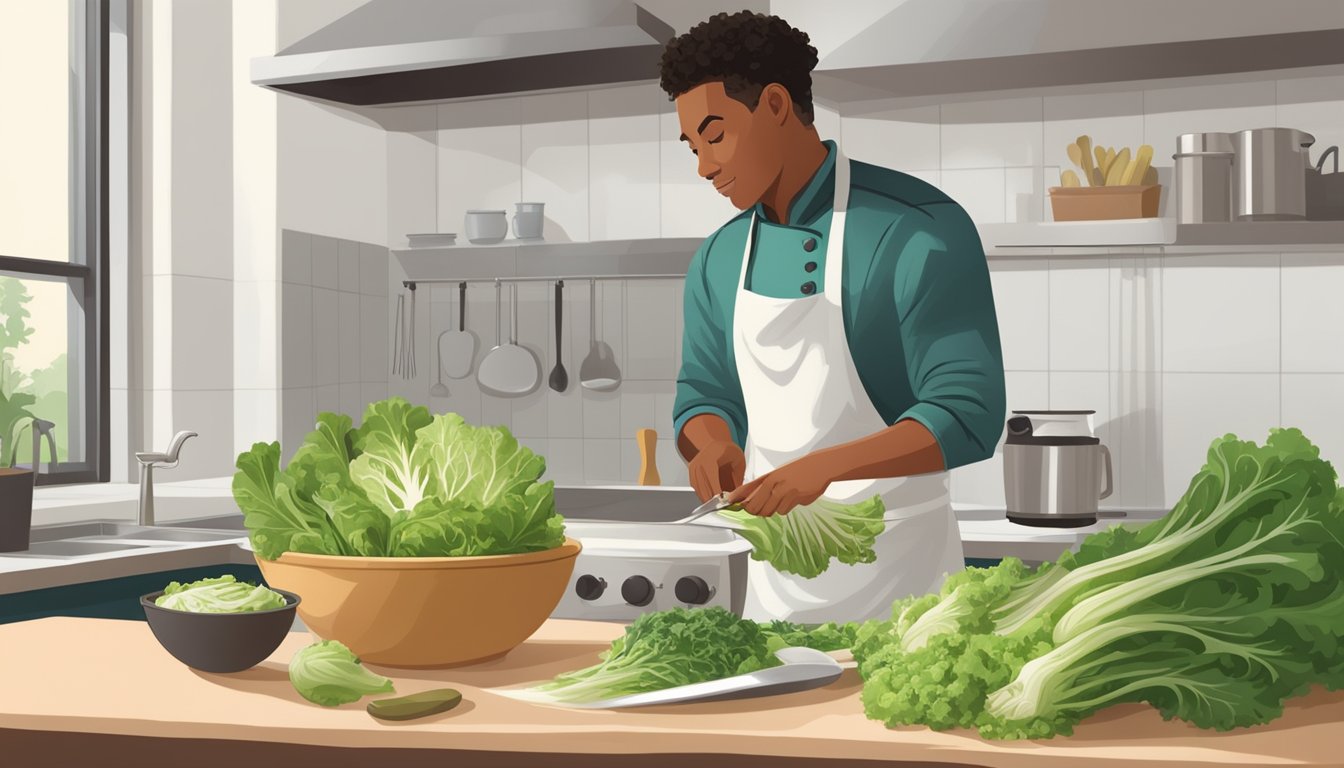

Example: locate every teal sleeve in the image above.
[887,204,1007,469]
[673,239,748,450]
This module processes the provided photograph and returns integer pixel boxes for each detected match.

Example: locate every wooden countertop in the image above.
[0,617,1340,768]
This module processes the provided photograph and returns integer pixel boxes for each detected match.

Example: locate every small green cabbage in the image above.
[154,575,287,613]
[289,640,394,707]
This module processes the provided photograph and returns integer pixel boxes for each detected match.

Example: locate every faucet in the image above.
[136,430,196,526]
[10,418,58,483]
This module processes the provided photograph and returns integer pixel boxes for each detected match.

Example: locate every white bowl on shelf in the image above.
[465,210,508,244]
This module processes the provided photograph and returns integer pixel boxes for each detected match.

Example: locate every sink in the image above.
[3,540,152,558]
[164,514,246,532]
[27,521,245,546]
[108,528,242,542]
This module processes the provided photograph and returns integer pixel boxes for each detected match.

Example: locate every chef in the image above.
[662,11,1007,623]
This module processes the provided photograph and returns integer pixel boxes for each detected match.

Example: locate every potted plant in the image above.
[0,358,38,552]
[233,396,579,668]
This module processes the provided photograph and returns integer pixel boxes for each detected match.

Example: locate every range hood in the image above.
[252,0,674,106]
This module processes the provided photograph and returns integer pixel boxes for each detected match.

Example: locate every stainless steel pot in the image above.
[1173,132,1235,223]
[1002,411,1113,528]
[1234,128,1315,221]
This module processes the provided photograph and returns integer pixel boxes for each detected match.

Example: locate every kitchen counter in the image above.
[0,616,1338,768]
[7,478,1168,595]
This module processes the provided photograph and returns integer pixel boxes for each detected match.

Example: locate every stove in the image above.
[553,521,751,621]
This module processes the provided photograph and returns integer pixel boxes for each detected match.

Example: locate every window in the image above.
[0,0,109,484]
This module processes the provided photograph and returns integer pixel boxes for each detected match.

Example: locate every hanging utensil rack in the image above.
[401,274,683,290]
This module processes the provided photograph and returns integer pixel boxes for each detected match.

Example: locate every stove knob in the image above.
[575,575,606,601]
[621,576,656,607]
[675,576,712,605]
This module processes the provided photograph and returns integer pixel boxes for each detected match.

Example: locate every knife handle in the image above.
[637,429,661,486]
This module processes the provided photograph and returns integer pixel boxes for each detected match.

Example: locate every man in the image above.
[662,11,1007,623]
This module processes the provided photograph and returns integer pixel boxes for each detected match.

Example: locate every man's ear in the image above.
[763,83,792,126]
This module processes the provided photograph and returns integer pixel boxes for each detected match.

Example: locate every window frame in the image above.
[0,0,110,485]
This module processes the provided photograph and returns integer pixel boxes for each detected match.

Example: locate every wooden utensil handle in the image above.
[637,429,661,486]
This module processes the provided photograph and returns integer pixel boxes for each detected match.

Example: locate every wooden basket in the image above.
[1049,184,1162,221]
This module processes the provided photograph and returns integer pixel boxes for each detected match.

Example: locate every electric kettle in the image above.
[1003,410,1112,528]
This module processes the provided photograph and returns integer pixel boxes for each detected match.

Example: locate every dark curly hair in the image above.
[659,11,819,127]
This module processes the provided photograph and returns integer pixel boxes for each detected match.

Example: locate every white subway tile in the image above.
[359,294,389,383]
[1109,256,1163,372]
[582,389,622,439]
[841,104,940,171]
[520,93,589,243]
[280,387,314,463]
[941,97,1043,169]
[360,382,387,411]
[233,388,278,454]
[1162,254,1278,372]
[620,437,642,487]
[519,437,550,473]
[653,380,677,440]
[310,235,338,290]
[339,383,363,425]
[620,381,658,440]
[170,389,236,480]
[1161,372,1278,506]
[480,391,512,432]
[435,374,482,426]
[584,439,625,485]
[360,243,388,297]
[437,99,522,240]
[1043,91,1145,183]
[337,292,361,384]
[280,230,311,285]
[1004,166,1042,223]
[940,168,1006,224]
[988,259,1049,370]
[1281,374,1344,469]
[337,240,360,294]
[314,384,339,418]
[311,287,339,387]
[1108,369,1164,509]
[280,281,312,389]
[511,387,549,439]
[623,280,677,380]
[1049,261,1109,371]
[1142,81,1276,158]
[171,277,234,391]
[590,86,660,240]
[547,438,585,485]
[1281,253,1344,373]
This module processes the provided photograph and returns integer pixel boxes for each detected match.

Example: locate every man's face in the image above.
[675,81,784,211]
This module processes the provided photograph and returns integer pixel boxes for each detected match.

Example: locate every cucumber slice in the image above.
[367,688,463,721]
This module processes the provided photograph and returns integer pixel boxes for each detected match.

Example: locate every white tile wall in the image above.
[269,70,1344,501]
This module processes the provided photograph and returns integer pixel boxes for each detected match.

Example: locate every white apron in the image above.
[733,148,965,624]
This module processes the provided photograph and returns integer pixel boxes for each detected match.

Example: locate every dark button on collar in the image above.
[804,261,818,273]
[801,281,817,295]
[802,237,818,252]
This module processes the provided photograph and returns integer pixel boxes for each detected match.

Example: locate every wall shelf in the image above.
[981,220,1344,257]
[392,237,701,283]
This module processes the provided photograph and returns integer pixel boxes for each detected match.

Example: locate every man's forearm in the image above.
[677,413,734,461]
[811,418,946,481]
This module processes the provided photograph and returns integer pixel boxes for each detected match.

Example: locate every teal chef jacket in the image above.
[673,140,1007,470]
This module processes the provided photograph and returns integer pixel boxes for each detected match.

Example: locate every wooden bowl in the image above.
[255,539,580,668]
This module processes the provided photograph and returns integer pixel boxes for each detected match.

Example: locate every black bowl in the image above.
[140,587,301,673]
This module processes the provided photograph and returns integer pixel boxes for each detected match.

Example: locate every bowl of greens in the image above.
[140,574,300,673]
[233,398,579,668]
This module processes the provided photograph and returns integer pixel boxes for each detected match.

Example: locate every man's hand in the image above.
[687,440,747,503]
[725,453,835,517]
